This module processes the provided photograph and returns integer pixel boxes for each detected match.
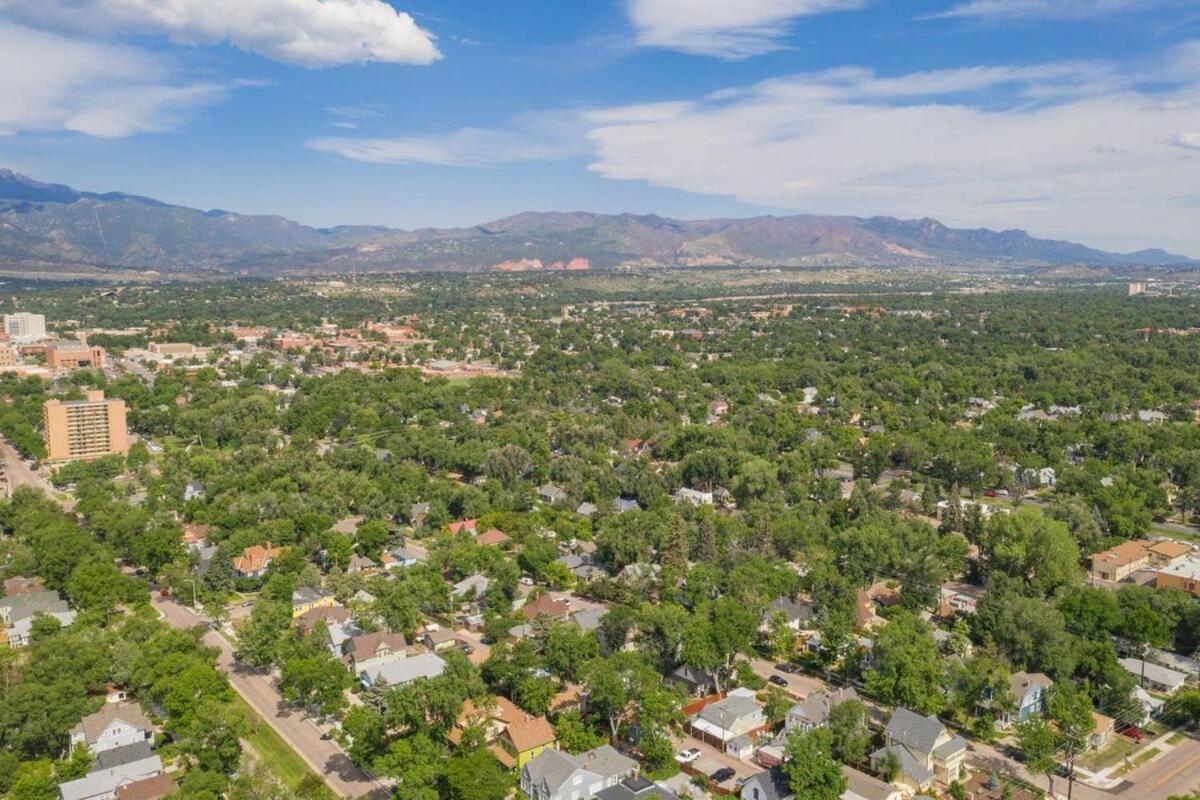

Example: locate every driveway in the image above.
[153,596,389,799]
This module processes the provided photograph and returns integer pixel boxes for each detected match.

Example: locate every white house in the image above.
[69,702,154,755]
[520,745,637,800]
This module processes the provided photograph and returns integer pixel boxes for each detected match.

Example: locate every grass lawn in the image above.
[1167,733,1186,745]
[230,694,317,790]
[1113,747,1159,778]
[1077,737,1139,771]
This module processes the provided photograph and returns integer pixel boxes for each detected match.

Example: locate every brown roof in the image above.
[345,632,407,658]
[295,605,351,632]
[1093,540,1150,567]
[1149,541,1191,559]
[115,773,176,800]
[2,576,44,596]
[477,529,511,546]
[70,701,153,742]
[521,595,570,621]
[503,714,557,752]
[232,544,283,573]
[180,524,211,545]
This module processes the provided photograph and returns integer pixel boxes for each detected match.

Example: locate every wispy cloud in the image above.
[0,0,440,68]
[624,0,867,59]
[308,112,589,166]
[581,44,1200,253]
[0,22,229,138]
[936,0,1161,20]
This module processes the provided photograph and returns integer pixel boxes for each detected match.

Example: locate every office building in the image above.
[45,342,106,370]
[42,391,129,462]
[3,313,46,344]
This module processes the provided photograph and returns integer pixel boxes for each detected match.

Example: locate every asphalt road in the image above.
[0,435,66,505]
[1120,735,1200,799]
[153,596,388,799]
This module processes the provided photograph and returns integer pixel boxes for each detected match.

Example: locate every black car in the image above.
[711,768,737,784]
[768,675,788,687]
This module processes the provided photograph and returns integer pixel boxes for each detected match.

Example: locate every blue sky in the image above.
[1,0,1198,254]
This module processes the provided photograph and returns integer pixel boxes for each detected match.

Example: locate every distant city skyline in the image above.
[1,0,1198,254]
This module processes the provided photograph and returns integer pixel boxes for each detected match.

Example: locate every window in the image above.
[753,789,760,800]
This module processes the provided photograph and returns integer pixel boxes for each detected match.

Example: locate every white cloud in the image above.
[0,23,226,138]
[1169,132,1200,151]
[581,50,1200,253]
[937,0,1154,19]
[625,0,866,58]
[0,0,440,67]
[308,112,589,166]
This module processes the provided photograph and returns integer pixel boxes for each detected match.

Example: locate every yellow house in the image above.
[497,714,558,768]
[450,696,558,769]
[291,587,336,618]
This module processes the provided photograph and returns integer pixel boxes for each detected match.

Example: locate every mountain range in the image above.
[0,169,1192,275]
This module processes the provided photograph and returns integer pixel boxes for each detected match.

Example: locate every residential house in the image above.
[295,605,352,636]
[3,576,44,595]
[496,713,559,768]
[520,745,637,800]
[784,688,859,734]
[870,707,967,791]
[1120,657,1188,694]
[6,606,76,647]
[1090,541,1152,583]
[420,627,460,653]
[453,573,491,600]
[521,595,570,622]
[761,597,816,634]
[538,485,568,506]
[0,589,71,626]
[575,502,598,518]
[666,665,717,697]
[58,756,163,800]
[291,587,335,618]
[343,632,408,675]
[69,702,154,755]
[360,651,446,688]
[381,547,420,570]
[183,480,205,502]
[613,498,641,514]
[232,544,282,579]
[687,689,767,755]
[1003,672,1053,726]
[410,502,431,528]
[114,774,175,800]
[450,696,557,767]
[477,528,512,547]
[741,765,902,800]
[594,776,678,800]
[346,554,377,575]
[448,519,478,536]
[673,488,713,506]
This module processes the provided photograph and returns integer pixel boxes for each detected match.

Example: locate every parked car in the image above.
[1117,725,1144,742]
[711,768,737,784]
[774,663,798,673]
[768,675,788,687]
[675,748,701,764]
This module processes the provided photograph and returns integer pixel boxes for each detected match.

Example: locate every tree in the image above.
[234,600,291,667]
[444,750,512,800]
[681,597,758,693]
[864,611,944,714]
[828,699,871,765]
[982,507,1080,597]
[277,642,351,716]
[1048,684,1095,800]
[660,514,689,572]
[580,652,661,740]
[783,728,847,800]
[1015,715,1059,798]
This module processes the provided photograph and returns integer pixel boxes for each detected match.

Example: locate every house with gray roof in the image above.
[870,708,966,791]
[1120,657,1189,694]
[520,745,637,800]
[761,596,816,633]
[688,689,766,752]
[785,687,858,733]
[69,702,154,755]
[0,590,71,626]
[360,651,446,688]
[92,742,154,772]
[594,775,678,800]
[58,755,162,800]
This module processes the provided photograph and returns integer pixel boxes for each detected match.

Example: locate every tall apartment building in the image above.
[3,313,46,344]
[42,391,129,462]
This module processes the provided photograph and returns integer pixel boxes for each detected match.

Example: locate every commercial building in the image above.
[42,391,129,462]
[1157,556,1200,597]
[0,344,17,366]
[3,312,46,343]
[45,341,106,370]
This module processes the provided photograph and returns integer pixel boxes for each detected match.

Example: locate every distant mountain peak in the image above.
[0,168,1193,274]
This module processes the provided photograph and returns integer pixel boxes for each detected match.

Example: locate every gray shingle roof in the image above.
[884,707,945,754]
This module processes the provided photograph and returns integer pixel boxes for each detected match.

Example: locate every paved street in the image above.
[1119,734,1200,799]
[153,596,388,799]
[0,435,71,507]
